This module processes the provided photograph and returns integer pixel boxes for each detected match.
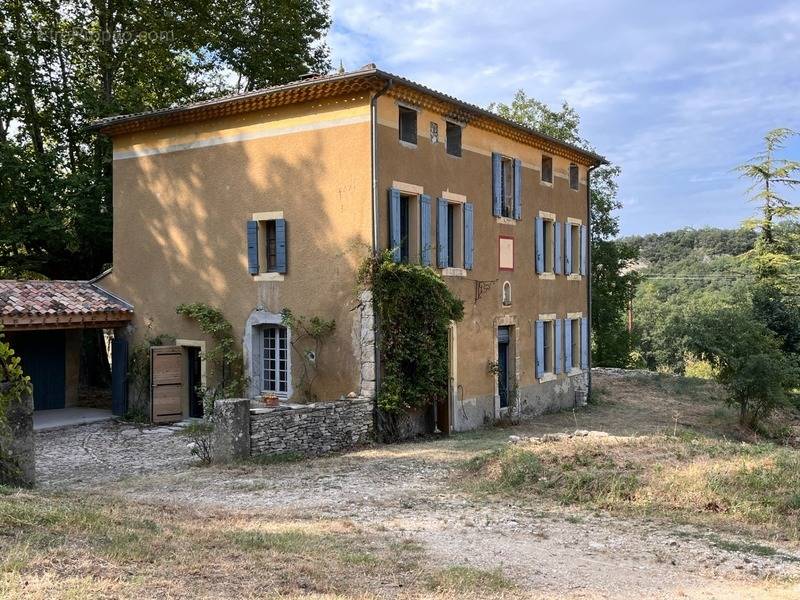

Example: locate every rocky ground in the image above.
[31,371,800,599]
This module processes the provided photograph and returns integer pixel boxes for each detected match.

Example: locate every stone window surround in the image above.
[493,315,520,418]
[537,312,557,383]
[566,311,584,376]
[244,307,293,399]
[251,211,285,282]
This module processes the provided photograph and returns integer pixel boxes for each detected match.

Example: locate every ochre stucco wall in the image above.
[101,94,374,403]
[376,96,591,428]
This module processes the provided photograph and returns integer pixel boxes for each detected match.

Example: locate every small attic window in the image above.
[446,121,462,157]
[399,106,417,145]
[570,164,579,190]
[541,155,553,183]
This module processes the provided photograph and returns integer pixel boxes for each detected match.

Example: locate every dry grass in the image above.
[0,490,523,599]
[464,433,800,542]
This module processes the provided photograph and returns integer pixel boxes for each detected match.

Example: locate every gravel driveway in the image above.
[34,418,800,599]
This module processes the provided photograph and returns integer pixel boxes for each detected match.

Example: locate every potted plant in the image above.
[262,392,280,407]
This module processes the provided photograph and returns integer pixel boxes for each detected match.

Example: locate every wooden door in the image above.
[12,331,66,411]
[151,346,184,423]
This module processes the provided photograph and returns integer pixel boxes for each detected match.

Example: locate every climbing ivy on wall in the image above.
[176,303,247,402]
[0,329,32,483]
[358,251,464,414]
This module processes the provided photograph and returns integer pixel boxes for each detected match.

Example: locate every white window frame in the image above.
[244,308,293,399]
[252,211,284,282]
[261,324,289,397]
[567,217,583,280]
[539,211,556,279]
[567,311,583,374]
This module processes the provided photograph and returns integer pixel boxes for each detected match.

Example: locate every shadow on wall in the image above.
[121,126,370,401]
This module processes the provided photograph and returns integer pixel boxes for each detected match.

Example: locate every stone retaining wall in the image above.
[249,397,373,457]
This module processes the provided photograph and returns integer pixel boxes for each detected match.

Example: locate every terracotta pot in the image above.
[262,394,280,407]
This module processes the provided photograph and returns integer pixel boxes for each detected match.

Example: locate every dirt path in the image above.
[35,413,800,599]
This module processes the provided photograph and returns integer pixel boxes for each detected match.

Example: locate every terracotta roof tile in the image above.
[0,280,133,318]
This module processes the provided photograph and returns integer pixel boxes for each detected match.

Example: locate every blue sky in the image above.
[328,0,800,236]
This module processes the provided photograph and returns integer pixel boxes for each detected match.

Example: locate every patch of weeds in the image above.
[248,452,304,466]
[121,407,149,424]
[338,550,380,566]
[709,535,777,557]
[0,485,14,496]
[589,385,612,405]
[564,514,584,524]
[427,565,514,593]
[227,529,324,553]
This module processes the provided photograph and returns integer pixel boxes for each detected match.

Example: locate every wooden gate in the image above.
[150,346,184,423]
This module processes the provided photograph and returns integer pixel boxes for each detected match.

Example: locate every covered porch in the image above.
[0,280,133,426]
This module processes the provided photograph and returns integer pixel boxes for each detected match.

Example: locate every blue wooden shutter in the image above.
[564,318,572,371]
[419,194,432,266]
[437,198,448,267]
[554,318,563,374]
[554,221,563,275]
[581,317,589,369]
[111,338,129,416]
[580,224,587,276]
[535,320,544,379]
[388,188,401,262]
[464,202,474,270]
[275,218,287,274]
[565,224,573,274]
[246,220,259,274]
[492,152,502,216]
[535,217,544,273]
[513,158,522,220]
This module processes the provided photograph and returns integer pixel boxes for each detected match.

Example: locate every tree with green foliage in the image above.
[685,302,798,427]
[0,0,331,280]
[736,128,800,283]
[490,90,639,366]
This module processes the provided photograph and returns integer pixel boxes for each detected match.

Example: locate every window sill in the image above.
[495,216,517,225]
[253,272,284,282]
[538,272,555,280]
[399,139,418,149]
[446,152,462,159]
[441,267,467,277]
[567,368,584,377]
[567,274,582,281]
[540,180,554,187]
[538,373,557,383]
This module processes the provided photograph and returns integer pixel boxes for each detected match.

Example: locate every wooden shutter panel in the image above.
[464,202,474,270]
[581,317,589,369]
[247,220,259,274]
[580,224,587,276]
[492,153,502,216]
[535,217,544,273]
[554,318,563,374]
[565,224,573,274]
[111,338,128,416]
[151,346,184,424]
[513,158,522,220]
[419,194,432,266]
[437,198,448,267]
[535,320,545,379]
[275,218,287,274]
[554,221,563,275]
[564,318,572,371]
[388,188,401,262]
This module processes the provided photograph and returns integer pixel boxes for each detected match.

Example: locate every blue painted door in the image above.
[12,331,66,411]
[497,326,510,409]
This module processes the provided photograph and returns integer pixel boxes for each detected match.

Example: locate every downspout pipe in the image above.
[370,79,393,405]
[586,163,599,400]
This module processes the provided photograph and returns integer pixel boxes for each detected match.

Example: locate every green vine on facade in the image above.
[0,328,32,483]
[358,251,464,414]
[280,308,335,402]
[176,303,247,402]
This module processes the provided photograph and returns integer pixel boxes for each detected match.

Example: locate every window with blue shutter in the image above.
[565,224,573,274]
[535,320,544,379]
[535,217,544,273]
[388,188,402,262]
[437,198,449,267]
[420,194,432,266]
[554,222,563,275]
[580,224,588,276]
[464,202,474,270]
[580,317,589,369]
[554,318,563,374]
[564,318,572,372]
[513,158,521,220]
[274,219,287,274]
[492,153,502,216]
[247,220,259,274]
